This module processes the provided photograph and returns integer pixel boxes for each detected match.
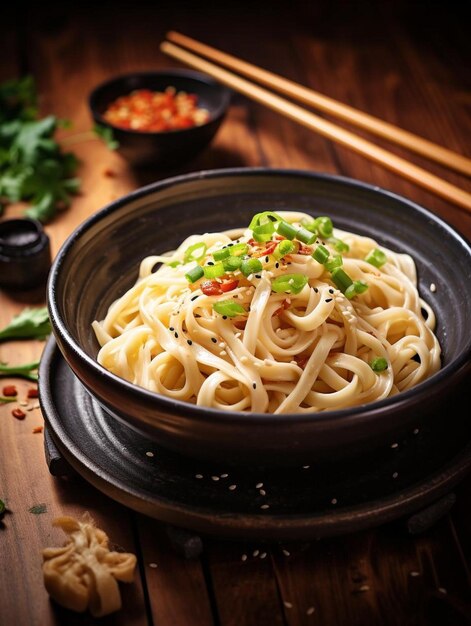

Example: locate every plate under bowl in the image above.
[47,168,471,466]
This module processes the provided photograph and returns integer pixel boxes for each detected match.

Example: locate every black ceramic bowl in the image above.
[47,169,471,466]
[89,70,231,167]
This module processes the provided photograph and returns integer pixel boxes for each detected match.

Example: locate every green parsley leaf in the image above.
[93,124,119,150]
[29,503,47,515]
[0,307,51,341]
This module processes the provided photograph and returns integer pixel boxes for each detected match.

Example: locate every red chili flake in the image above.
[12,408,26,420]
[273,298,291,317]
[201,280,223,296]
[103,168,116,177]
[220,279,239,293]
[27,388,39,399]
[32,426,44,434]
[297,243,313,255]
[2,385,17,397]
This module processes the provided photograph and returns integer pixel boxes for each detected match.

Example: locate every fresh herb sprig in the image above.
[0,307,51,342]
[0,361,40,381]
[0,76,81,222]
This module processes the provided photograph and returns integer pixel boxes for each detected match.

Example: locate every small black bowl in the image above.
[46,169,471,467]
[89,69,231,167]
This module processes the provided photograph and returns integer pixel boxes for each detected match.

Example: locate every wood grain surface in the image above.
[1,2,470,625]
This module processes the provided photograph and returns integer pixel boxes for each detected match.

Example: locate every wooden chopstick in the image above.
[161,40,471,214]
[166,31,471,178]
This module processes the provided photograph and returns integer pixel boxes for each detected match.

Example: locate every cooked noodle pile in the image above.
[92,211,441,413]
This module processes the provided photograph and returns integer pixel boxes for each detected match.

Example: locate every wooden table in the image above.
[1,2,470,625]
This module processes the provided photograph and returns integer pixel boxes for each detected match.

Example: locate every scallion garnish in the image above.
[184,241,207,264]
[331,267,353,292]
[230,243,249,256]
[295,226,316,245]
[213,300,246,317]
[203,262,225,279]
[241,258,263,277]
[324,254,343,272]
[248,211,282,231]
[274,239,295,259]
[271,273,308,294]
[223,256,242,271]
[277,220,298,240]
[167,260,181,268]
[345,280,368,299]
[312,244,330,264]
[329,237,350,253]
[313,216,333,238]
[370,357,388,372]
[185,265,204,283]
[213,247,231,261]
[252,220,276,242]
[365,248,387,268]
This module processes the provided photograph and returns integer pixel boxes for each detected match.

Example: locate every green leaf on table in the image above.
[93,124,119,150]
[0,498,6,519]
[0,361,40,381]
[0,307,51,341]
[29,503,47,515]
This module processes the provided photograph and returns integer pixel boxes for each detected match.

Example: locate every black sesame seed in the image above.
[325,298,333,303]
[265,256,269,262]
[174,332,179,338]
[228,243,234,247]
[191,295,199,301]
[253,383,257,389]
[222,315,228,320]
[187,340,193,345]
[314,287,319,293]
[211,337,217,343]
[275,262,279,268]
[329,289,334,294]
[169,326,174,331]
[255,274,261,278]
[207,261,214,266]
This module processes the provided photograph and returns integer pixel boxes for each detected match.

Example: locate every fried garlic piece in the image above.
[42,514,137,617]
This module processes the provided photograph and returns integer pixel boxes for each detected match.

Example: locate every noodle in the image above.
[92,211,441,413]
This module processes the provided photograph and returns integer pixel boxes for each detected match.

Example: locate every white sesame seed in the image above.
[260,552,267,559]
[235,332,242,338]
[331,498,338,505]
[219,342,226,348]
[290,360,297,365]
[229,484,237,491]
[391,443,399,449]
[256,482,264,488]
[195,474,203,479]
[302,465,310,469]
[241,554,248,561]
[240,356,249,363]
[359,585,370,592]
[146,451,154,457]
[253,549,260,557]
[284,601,293,609]
[253,361,262,368]
[259,489,266,496]
[413,428,419,435]
[282,549,291,556]
[260,504,270,510]
[220,350,227,356]
[430,283,437,292]
[410,571,420,577]
[392,472,399,479]
[438,587,447,594]
[306,606,315,615]
[148,562,158,568]
[220,473,228,478]
[211,475,220,481]
[19,401,29,407]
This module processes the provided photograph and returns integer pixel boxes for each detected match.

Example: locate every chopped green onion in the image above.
[223,256,242,272]
[253,220,276,242]
[274,239,296,259]
[365,248,387,268]
[301,218,318,233]
[167,260,181,268]
[345,280,368,299]
[272,273,308,294]
[296,226,316,245]
[184,241,207,264]
[329,237,350,253]
[213,247,231,261]
[203,262,225,278]
[312,244,330,264]
[213,300,246,317]
[248,211,282,231]
[185,265,204,283]
[0,360,39,381]
[277,220,298,240]
[370,357,388,372]
[1,396,16,403]
[324,254,343,272]
[241,258,263,277]
[313,216,333,238]
[331,267,353,292]
[230,243,249,257]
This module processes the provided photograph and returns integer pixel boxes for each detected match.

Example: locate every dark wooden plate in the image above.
[39,337,471,540]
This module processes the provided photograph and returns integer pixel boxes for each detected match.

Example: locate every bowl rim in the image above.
[47,167,471,425]
[88,68,232,137]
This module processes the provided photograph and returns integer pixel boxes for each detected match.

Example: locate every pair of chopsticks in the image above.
[160,32,471,214]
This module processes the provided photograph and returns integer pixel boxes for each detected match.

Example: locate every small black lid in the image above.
[0,218,51,291]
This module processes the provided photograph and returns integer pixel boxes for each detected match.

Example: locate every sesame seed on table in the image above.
[1,2,470,626]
